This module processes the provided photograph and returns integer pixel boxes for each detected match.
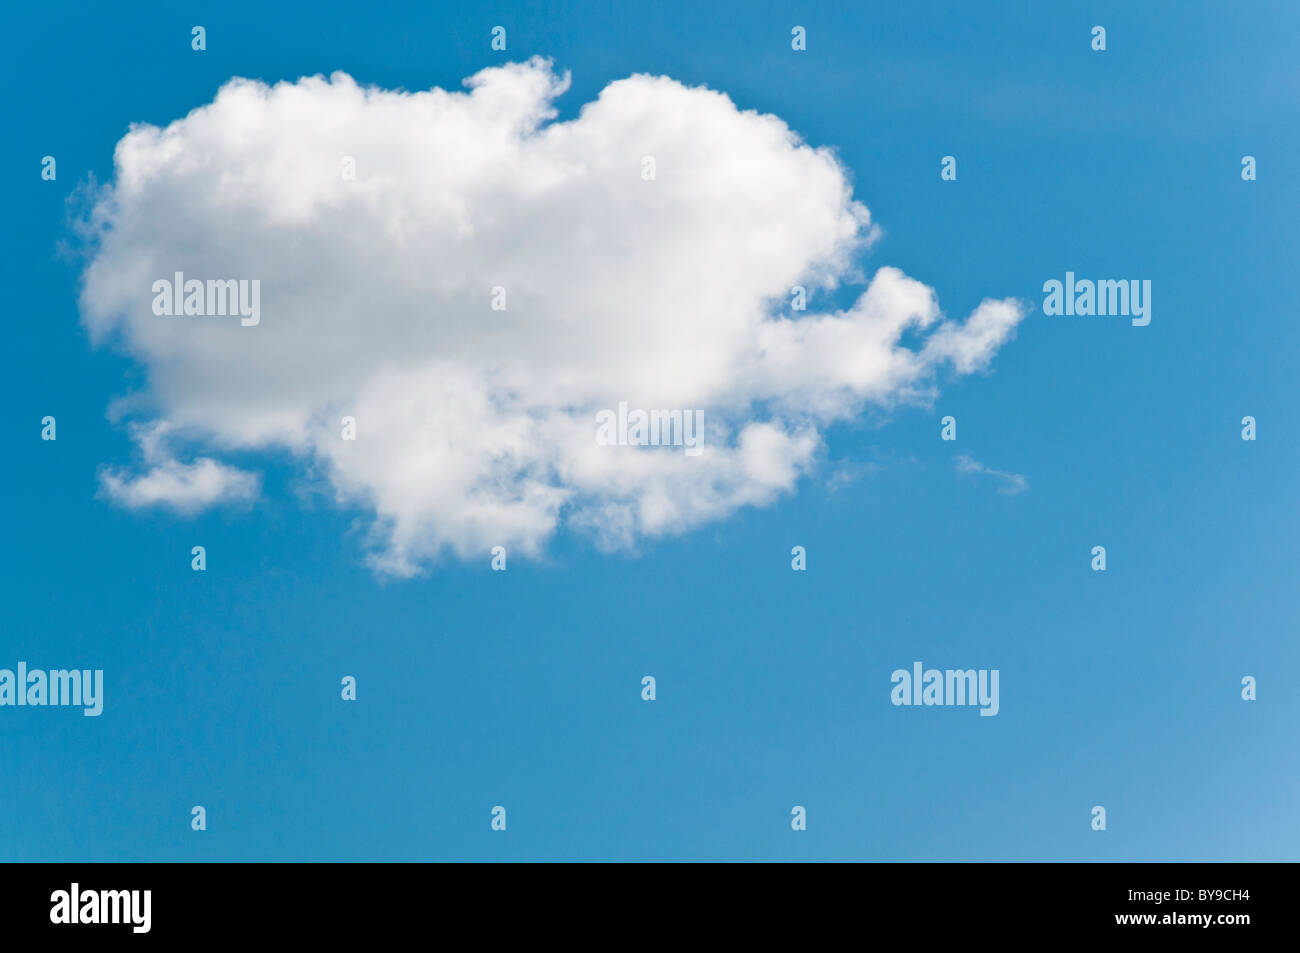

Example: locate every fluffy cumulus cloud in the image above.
[98,421,260,512]
[78,58,1024,574]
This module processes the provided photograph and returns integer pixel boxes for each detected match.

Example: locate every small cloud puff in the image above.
[954,454,1028,495]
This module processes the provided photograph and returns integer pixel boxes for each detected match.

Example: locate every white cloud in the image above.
[77,58,1025,574]
[954,454,1028,495]
[99,423,260,512]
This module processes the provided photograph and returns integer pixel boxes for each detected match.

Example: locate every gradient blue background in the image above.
[2,0,1297,860]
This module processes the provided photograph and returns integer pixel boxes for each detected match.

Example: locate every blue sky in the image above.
[3,0,1298,860]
